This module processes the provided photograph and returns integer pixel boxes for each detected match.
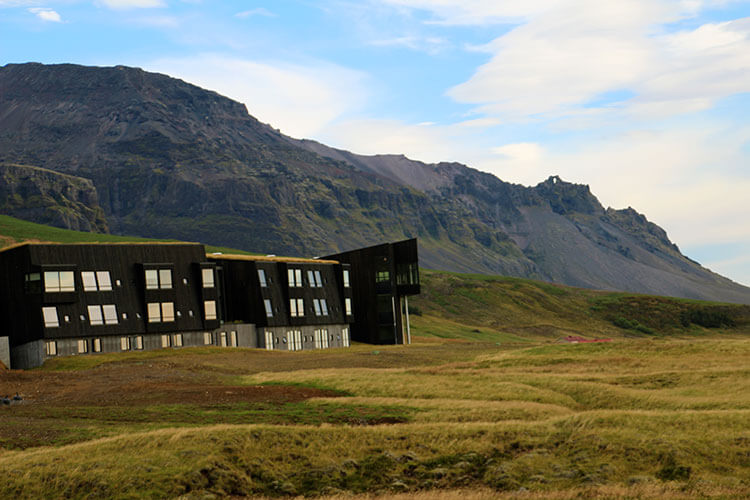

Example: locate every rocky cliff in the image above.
[1,62,748,303]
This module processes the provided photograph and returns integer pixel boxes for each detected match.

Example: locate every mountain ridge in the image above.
[1,62,748,303]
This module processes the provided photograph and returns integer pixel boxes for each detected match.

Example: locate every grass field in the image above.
[2,214,750,498]
[1,339,749,499]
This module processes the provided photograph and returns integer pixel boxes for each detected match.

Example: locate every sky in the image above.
[2,0,750,286]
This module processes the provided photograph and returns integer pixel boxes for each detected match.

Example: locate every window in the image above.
[134,336,143,350]
[147,302,175,323]
[42,307,59,328]
[312,299,329,316]
[77,339,88,353]
[92,338,102,353]
[219,331,227,347]
[145,268,172,289]
[264,299,273,318]
[25,272,41,293]
[288,268,302,287]
[88,305,104,326]
[230,331,238,347]
[320,299,328,316]
[161,335,170,348]
[82,272,98,291]
[120,337,130,351]
[307,270,315,287]
[96,271,112,291]
[314,329,329,349]
[264,330,274,350]
[204,300,217,320]
[307,270,323,288]
[173,334,183,347]
[161,302,175,322]
[315,271,323,287]
[203,332,213,345]
[45,341,57,356]
[290,298,304,317]
[313,299,322,316]
[342,327,350,347]
[103,305,118,325]
[287,330,302,351]
[345,298,353,316]
[343,270,350,288]
[258,269,268,287]
[44,271,75,292]
[376,270,390,283]
[201,268,215,288]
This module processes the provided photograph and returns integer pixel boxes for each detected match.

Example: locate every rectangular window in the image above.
[173,334,183,347]
[289,298,298,317]
[345,298,352,316]
[92,338,102,353]
[145,269,159,290]
[88,305,104,326]
[220,331,227,347]
[264,330,274,350]
[296,298,304,317]
[321,328,329,348]
[257,269,267,287]
[343,270,350,288]
[230,331,238,347]
[201,268,215,288]
[342,327,350,347]
[203,332,213,345]
[96,271,112,291]
[134,336,143,350]
[320,299,329,316]
[44,271,75,292]
[313,298,322,316]
[161,302,175,322]
[102,304,118,325]
[42,306,59,328]
[161,334,170,348]
[82,271,98,291]
[314,271,323,287]
[288,268,302,287]
[25,272,41,293]
[147,302,161,323]
[264,299,273,318]
[77,339,88,353]
[159,269,172,289]
[307,270,316,287]
[376,270,390,283]
[314,329,321,349]
[204,300,217,320]
[120,337,130,351]
[288,269,295,287]
[45,341,57,356]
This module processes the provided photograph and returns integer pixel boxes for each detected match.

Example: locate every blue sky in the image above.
[2,0,750,286]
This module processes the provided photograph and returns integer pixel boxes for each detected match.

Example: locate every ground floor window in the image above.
[219,331,227,347]
[45,341,57,356]
[342,327,350,347]
[120,337,131,351]
[161,334,170,348]
[314,329,329,349]
[92,338,102,352]
[173,334,183,347]
[264,331,274,350]
[77,339,88,354]
[134,336,144,350]
[229,331,238,347]
[203,332,213,345]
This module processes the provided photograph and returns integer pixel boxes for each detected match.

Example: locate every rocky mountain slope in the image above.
[1,62,748,303]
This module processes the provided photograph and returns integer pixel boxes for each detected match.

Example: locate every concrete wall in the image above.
[10,340,45,369]
[0,336,10,369]
[261,323,349,351]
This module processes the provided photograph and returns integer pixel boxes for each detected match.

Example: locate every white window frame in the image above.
[87,305,104,326]
[204,300,217,320]
[45,340,57,356]
[103,305,118,325]
[42,306,59,328]
[44,270,75,293]
[201,268,215,288]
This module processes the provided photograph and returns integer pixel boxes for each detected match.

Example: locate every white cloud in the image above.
[235,8,275,19]
[28,7,61,22]
[146,55,369,139]
[97,0,165,9]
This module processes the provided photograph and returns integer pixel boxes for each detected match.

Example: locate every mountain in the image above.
[1,62,748,304]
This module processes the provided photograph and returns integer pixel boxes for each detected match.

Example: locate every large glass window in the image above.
[320,299,328,316]
[161,302,175,322]
[44,271,75,292]
[82,272,98,291]
[42,307,59,328]
[345,298,353,316]
[147,302,161,323]
[102,305,118,325]
[120,337,130,351]
[145,268,172,289]
[45,341,57,356]
[204,300,217,320]
[343,270,350,288]
[96,271,112,291]
[87,305,104,326]
[264,299,273,318]
[289,298,304,317]
[313,299,322,316]
[201,268,215,288]
[77,339,88,353]
[288,268,303,287]
[257,269,268,287]
[147,302,175,323]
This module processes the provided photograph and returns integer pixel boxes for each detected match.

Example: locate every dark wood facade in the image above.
[324,239,420,345]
